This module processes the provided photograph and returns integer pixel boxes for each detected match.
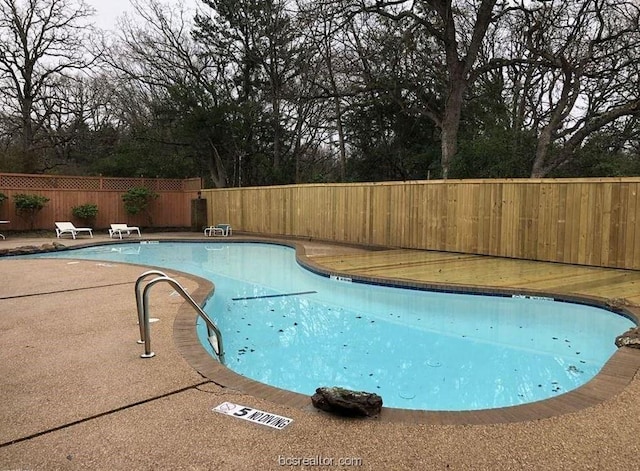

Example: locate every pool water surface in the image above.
[28,241,635,411]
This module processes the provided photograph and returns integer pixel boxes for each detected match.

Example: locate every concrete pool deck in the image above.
[2,232,640,470]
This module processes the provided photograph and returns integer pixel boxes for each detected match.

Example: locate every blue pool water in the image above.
[22,241,635,411]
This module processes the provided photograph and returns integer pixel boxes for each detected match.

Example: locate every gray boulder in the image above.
[311,386,383,418]
[615,327,640,348]
[0,242,66,257]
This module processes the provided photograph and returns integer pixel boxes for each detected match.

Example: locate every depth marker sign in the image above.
[213,402,293,430]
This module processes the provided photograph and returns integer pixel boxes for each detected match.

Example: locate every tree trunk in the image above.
[21,96,36,173]
[208,141,228,188]
[530,126,553,178]
[530,98,640,178]
[272,95,281,173]
[334,95,347,182]
[440,77,466,179]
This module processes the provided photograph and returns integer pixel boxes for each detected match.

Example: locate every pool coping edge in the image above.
[170,237,640,425]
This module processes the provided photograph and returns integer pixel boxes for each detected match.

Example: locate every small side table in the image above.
[0,220,9,239]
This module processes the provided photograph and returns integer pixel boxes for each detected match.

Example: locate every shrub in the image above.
[122,187,158,226]
[72,203,98,224]
[14,193,50,230]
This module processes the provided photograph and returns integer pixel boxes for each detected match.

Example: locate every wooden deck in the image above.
[175,238,640,425]
[306,248,640,306]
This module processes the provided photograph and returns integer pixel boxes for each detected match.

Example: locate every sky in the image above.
[86,0,135,30]
[85,0,200,31]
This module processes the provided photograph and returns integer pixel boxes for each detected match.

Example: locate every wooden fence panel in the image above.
[370,184,390,246]
[624,183,639,266]
[202,178,640,270]
[0,173,200,232]
[0,189,196,231]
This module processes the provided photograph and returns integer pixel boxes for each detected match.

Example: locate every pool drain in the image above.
[399,392,416,400]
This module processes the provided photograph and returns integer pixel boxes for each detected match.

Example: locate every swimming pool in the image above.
[25,241,635,411]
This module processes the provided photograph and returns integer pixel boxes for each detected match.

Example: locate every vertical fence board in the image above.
[624,183,638,266]
[477,183,490,256]
[576,183,589,265]
[589,184,603,266]
[599,183,612,266]
[563,183,579,264]
[608,182,622,266]
[491,183,503,256]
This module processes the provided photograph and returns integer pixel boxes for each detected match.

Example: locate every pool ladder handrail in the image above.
[134,270,225,364]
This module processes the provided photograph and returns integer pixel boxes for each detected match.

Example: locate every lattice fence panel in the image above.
[156,179,186,191]
[0,174,99,189]
[0,174,57,188]
[0,173,197,191]
[101,177,185,191]
[101,178,147,191]
[54,177,101,190]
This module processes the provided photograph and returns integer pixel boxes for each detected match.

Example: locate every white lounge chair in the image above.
[55,222,93,239]
[109,223,141,239]
[204,224,232,237]
[0,220,8,239]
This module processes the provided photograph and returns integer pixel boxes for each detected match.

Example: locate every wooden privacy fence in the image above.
[0,173,202,231]
[204,178,640,270]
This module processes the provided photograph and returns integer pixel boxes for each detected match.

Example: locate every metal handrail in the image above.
[134,270,168,344]
[134,271,225,364]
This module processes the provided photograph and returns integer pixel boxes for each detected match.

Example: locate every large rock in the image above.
[311,386,383,418]
[615,327,640,348]
[6,245,41,255]
[1,243,66,257]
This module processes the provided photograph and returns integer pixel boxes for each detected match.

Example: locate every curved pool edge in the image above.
[10,235,639,424]
[8,237,640,425]
[167,237,640,425]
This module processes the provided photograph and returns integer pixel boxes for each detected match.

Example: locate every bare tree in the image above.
[297,0,353,181]
[34,74,127,171]
[360,0,517,178]
[195,0,311,184]
[0,0,97,172]
[105,0,231,187]
[518,0,640,177]
[109,0,215,95]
